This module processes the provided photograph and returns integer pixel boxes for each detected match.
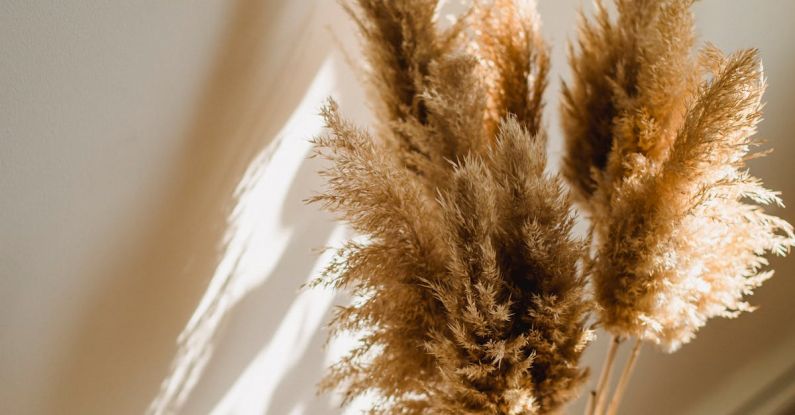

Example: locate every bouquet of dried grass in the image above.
[310,0,793,414]
[311,1,591,413]
[563,1,794,414]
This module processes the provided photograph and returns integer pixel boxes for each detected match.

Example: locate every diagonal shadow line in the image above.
[179,153,338,414]
[44,0,331,413]
[173,11,370,412]
[263,293,346,415]
[144,0,367,411]
[249,21,373,415]
[729,361,795,415]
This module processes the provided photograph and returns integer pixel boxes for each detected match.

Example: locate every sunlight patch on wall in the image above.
[148,58,338,415]
[211,226,347,414]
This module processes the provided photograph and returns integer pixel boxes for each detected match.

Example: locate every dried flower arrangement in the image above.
[310,0,795,414]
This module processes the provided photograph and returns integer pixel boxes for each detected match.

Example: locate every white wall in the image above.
[2,1,795,414]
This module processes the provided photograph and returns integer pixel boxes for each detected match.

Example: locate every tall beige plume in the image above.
[562,0,795,352]
[311,1,591,413]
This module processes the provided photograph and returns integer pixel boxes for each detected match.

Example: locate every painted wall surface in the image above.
[2,1,794,414]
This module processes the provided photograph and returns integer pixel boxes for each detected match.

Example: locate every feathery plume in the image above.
[562,0,795,352]
[343,0,476,185]
[311,1,591,412]
[561,0,698,208]
[468,0,549,138]
[422,120,590,414]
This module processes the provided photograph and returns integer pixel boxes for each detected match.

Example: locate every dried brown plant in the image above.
[423,120,590,413]
[562,0,795,352]
[310,1,591,413]
[561,0,698,208]
[308,0,794,413]
[468,0,549,138]
[341,0,477,188]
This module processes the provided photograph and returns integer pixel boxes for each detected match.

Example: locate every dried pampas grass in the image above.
[563,0,794,353]
[308,0,794,413]
[468,0,549,138]
[561,2,794,413]
[311,0,591,413]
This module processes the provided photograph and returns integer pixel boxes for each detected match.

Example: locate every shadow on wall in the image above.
[176,151,341,414]
[45,0,352,413]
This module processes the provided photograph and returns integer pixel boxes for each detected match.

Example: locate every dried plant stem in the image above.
[589,335,622,415]
[605,338,642,415]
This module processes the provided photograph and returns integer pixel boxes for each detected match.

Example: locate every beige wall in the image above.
[2,1,794,414]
